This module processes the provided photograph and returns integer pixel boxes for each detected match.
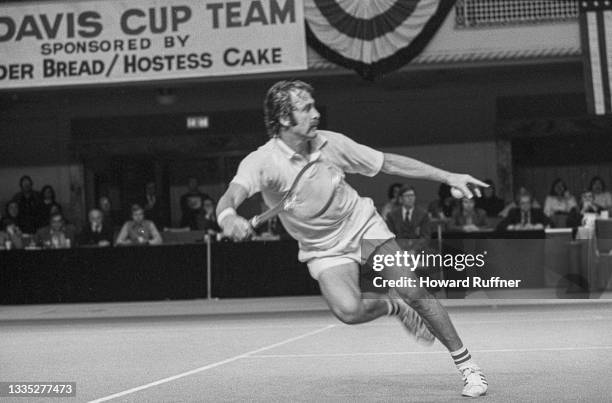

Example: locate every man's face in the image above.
[203,199,214,214]
[462,198,475,211]
[99,197,111,211]
[89,211,103,226]
[21,178,32,192]
[401,190,416,208]
[582,192,594,205]
[132,209,144,223]
[286,90,320,139]
[519,196,531,213]
[50,215,63,231]
[8,202,18,217]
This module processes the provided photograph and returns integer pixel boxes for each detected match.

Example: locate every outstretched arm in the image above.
[380,153,488,199]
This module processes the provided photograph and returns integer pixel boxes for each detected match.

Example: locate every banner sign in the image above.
[0,0,306,89]
[305,0,455,80]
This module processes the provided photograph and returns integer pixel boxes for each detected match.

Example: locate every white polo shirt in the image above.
[231,130,394,272]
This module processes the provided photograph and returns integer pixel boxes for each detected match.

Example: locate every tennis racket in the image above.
[249,160,339,229]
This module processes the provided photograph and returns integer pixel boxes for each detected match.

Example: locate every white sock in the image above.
[450,346,476,371]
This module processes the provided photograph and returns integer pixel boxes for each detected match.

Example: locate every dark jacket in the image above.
[497,207,550,231]
[386,206,431,251]
[78,223,115,246]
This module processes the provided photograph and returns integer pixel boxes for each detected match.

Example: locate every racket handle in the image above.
[249,215,262,229]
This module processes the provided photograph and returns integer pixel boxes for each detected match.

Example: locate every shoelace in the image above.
[462,368,487,386]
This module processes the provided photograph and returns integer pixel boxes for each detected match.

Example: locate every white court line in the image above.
[87,324,335,403]
[248,345,612,359]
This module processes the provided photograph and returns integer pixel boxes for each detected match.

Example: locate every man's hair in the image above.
[263,80,313,138]
[399,186,416,197]
[19,175,33,188]
[131,204,144,213]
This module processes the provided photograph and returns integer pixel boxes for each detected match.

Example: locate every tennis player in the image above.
[216,80,488,397]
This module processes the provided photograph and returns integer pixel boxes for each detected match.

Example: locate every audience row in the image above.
[0,175,221,250]
[382,176,612,237]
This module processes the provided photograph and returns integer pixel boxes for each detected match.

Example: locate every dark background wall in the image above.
[2,61,608,221]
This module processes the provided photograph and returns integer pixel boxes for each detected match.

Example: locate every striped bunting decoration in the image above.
[304,0,456,80]
[580,0,612,115]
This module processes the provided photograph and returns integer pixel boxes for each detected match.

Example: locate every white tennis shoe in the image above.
[460,365,488,397]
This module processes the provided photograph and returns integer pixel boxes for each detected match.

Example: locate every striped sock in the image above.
[385,297,402,316]
[450,346,475,370]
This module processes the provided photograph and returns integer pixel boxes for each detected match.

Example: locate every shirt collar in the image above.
[273,132,328,162]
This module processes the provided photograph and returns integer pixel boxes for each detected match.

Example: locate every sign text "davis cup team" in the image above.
[0,0,307,89]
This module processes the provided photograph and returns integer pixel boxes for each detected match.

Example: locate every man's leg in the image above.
[317,262,390,324]
[317,262,434,345]
[374,239,488,397]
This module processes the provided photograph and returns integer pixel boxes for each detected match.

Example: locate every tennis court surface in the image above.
[2,297,612,402]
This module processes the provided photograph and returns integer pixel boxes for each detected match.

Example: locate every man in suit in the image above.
[386,186,431,252]
[78,208,114,247]
[497,194,551,231]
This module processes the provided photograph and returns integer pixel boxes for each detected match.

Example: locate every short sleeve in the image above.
[230,152,264,198]
[322,131,384,177]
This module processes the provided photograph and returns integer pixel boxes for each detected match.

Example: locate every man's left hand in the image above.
[446,174,488,198]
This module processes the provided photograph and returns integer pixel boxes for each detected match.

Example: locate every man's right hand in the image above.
[221,214,253,241]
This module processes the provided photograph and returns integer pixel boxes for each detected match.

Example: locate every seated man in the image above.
[497,194,550,231]
[35,212,76,248]
[116,204,163,246]
[386,186,431,252]
[78,208,114,247]
[448,198,489,232]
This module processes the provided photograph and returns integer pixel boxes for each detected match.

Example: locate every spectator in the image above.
[98,196,119,230]
[116,204,162,246]
[589,176,612,210]
[428,183,456,219]
[475,179,504,217]
[195,197,221,235]
[497,194,550,231]
[40,185,57,223]
[78,208,114,247]
[2,201,21,230]
[449,198,489,232]
[35,212,76,248]
[12,175,43,233]
[567,191,603,229]
[543,178,577,217]
[380,183,403,220]
[143,181,167,228]
[180,177,208,228]
[0,218,24,250]
[386,186,431,252]
[499,186,541,218]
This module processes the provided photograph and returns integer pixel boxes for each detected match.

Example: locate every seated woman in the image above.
[543,178,577,217]
[116,204,162,246]
[589,176,612,210]
[567,191,603,229]
[448,198,489,232]
[0,218,24,249]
